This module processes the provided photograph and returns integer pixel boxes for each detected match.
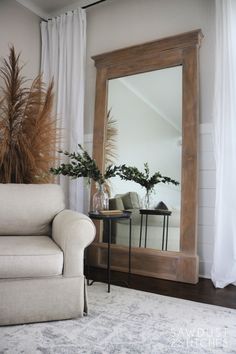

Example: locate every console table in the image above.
[139,209,172,250]
[88,211,132,292]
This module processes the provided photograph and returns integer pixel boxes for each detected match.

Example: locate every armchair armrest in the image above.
[52,210,96,277]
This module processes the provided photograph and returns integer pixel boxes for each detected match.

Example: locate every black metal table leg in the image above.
[162,215,166,250]
[128,218,132,285]
[107,219,111,293]
[144,214,148,248]
[165,215,169,251]
[139,214,143,247]
[88,211,132,292]
[85,247,94,286]
[139,209,171,252]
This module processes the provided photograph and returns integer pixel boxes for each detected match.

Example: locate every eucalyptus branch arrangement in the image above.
[50,144,119,185]
[117,163,179,193]
[50,145,179,211]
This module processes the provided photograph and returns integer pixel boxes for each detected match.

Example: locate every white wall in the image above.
[85,0,216,278]
[0,0,41,81]
[198,124,216,278]
[85,0,215,134]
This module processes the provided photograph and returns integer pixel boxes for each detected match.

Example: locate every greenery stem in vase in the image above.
[117,163,179,209]
[50,144,119,213]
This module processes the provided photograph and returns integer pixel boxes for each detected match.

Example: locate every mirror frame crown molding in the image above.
[90,29,203,284]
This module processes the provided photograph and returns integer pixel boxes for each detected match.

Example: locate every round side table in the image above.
[88,211,132,293]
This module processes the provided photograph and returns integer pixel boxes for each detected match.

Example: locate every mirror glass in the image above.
[107,66,182,252]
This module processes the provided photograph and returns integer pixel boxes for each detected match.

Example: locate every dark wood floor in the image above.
[87,267,236,310]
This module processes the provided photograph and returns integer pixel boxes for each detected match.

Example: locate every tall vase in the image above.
[92,183,109,213]
[142,189,153,209]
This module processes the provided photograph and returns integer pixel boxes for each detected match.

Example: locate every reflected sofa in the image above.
[0,184,95,326]
[109,192,180,250]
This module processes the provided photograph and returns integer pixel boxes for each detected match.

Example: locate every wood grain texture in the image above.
[92,30,203,68]
[88,243,198,283]
[90,29,203,284]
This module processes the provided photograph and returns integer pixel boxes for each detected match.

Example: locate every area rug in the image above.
[0,282,236,354]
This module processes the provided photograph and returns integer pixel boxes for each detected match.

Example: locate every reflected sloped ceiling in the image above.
[118,66,182,132]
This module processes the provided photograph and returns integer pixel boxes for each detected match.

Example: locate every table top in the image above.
[139,209,172,216]
[89,210,132,220]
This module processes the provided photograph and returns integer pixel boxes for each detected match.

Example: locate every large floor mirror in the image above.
[89,30,203,284]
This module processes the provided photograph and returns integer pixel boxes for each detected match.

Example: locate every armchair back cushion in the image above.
[0,184,65,236]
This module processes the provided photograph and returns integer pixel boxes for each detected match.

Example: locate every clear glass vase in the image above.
[142,189,154,209]
[92,183,109,213]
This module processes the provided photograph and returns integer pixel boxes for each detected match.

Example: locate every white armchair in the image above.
[0,184,95,325]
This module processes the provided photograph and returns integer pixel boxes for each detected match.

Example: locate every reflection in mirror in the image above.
[107,66,182,252]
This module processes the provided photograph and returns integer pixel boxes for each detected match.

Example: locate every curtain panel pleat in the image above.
[211,0,236,288]
[40,9,86,212]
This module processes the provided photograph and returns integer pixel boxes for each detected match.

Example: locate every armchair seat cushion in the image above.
[0,236,63,279]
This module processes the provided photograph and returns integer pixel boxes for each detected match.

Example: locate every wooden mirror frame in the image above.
[89,30,203,284]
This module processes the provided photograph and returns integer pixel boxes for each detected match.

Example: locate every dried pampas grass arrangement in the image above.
[0,46,57,183]
[104,108,118,167]
[104,108,118,196]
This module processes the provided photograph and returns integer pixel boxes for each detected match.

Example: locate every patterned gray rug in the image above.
[0,282,236,354]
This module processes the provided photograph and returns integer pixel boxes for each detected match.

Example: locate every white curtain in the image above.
[211,0,236,288]
[40,9,86,212]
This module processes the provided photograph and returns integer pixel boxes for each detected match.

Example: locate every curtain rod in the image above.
[82,0,107,9]
[42,0,107,21]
